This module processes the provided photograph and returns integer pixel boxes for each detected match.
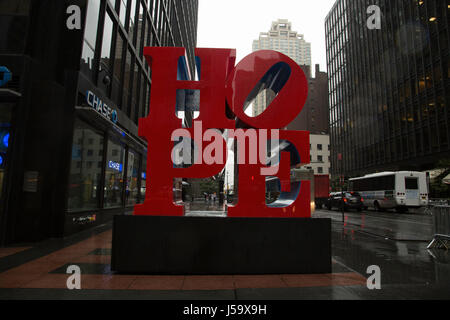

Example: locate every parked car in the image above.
[326,192,365,212]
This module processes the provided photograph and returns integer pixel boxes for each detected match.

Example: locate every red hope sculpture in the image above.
[134,47,311,218]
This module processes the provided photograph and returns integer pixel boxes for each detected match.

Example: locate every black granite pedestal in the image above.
[111,215,331,275]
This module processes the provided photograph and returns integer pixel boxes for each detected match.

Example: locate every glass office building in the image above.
[326,0,449,178]
[0,0,199,244]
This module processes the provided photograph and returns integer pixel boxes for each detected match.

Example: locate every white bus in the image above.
[349,171,428,213]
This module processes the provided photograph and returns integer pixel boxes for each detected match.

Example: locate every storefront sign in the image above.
[72,214,96,225]
[134,47,311,218]
[0,66,12,87]
[108,160,123,172]
[86,90,118,124]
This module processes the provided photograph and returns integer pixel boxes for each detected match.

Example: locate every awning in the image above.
[0,88,21,99]
[427,169,446,180]
[75,106,147,151]
[443,174,450,185]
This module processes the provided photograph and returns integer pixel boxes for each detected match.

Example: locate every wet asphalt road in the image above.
[314,207,450,288]
[313,207,433,241]
[184,201,450,289]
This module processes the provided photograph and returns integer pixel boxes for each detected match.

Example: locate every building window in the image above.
[107,0,116,10]
[68,120,104,211]
[119,0,127,26]
[317,144,323,150]
[104,138,125,208]
[139,155,147,203]
[81,0,101,79]
[99,11,114,93]
[128,0,137,40]
[126,149,140,206]
[130,60,139,120]
[112,32,124,105]
[122,48,132,112]
[318,167,323,174]
[137,4,146,56]
[318,155,323,162]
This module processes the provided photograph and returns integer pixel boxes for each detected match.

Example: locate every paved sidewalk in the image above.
[0,212,449,300]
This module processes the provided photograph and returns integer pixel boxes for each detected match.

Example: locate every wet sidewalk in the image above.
[183,200,228,216]
[0,211,449,299]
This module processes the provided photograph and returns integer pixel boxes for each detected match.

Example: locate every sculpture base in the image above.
[111,215,331,275]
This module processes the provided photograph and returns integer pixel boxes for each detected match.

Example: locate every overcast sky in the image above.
[197,0,337,74]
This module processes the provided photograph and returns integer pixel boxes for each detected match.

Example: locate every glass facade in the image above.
[0,0,30,53]
[0,103,13,208]
[0,0,199,243]
[71,0,199,213]
[100,12,114,70]
[325,0,450,178]
[80,0,199,126]
[81,0,101,78]
[67,120,148,212]
[126,149,140,205]
[104,138,125,208]
[140,155,146,203]
[68,120,104,211]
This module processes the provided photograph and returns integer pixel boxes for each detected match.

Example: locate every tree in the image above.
[199,178,219,195]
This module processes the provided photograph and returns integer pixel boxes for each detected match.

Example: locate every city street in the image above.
[314,207,433,241]
[0,202,449,300]
[314,207,450,292]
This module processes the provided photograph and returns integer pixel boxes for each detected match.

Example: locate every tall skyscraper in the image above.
[287,64,330,176]
[326,0,449,178]
[252,19,311,117]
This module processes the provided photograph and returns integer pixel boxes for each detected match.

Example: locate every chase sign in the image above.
[86,90,118,124]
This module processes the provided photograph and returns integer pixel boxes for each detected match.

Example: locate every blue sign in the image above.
[0,67,12,87]
[108,160,123,172]
[86,90,118,124]
[2,132,9,148]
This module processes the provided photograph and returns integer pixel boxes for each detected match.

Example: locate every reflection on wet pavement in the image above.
[184,200,227,217]
[315,209,450,287]
[315,209,433,241]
